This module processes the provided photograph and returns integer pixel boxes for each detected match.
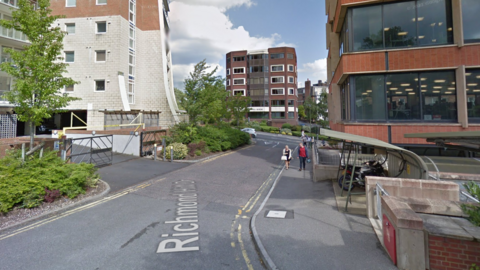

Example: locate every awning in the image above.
[321,129,430,180]
[405,131,480,151]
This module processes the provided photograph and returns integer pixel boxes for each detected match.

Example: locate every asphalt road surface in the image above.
[0,133,301,270]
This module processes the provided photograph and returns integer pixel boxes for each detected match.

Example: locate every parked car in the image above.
[36,122,57,134]
[241,128,256,138]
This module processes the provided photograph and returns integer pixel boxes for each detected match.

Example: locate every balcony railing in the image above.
[0,26,27,42]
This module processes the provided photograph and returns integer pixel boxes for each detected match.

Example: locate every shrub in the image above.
[195,150,202,156]
[246,121,261,130]
[288,133,292,136]
[164,143,188,160]
[281,123,292,129]
[260,120,267,126]
[462,181,480,226]
[302,125,311,133]
[0,150,99,213]
[281,132,286,135]
[280,128,292,134]
[270,131,275,133]
[187,142,198,157]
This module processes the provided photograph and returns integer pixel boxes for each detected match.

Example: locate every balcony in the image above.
[0,89,12,106]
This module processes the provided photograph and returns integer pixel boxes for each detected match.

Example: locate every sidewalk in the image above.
[252,159,396,270]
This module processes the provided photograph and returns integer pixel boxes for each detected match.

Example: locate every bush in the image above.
[462,181,480,226]
[0,150,99,213]
[245,121,261,130]
[302,125,311,133]
[288,133,292,136]
[281,123,292,129]
[164,143,188,160]
[281,132,286,135]
[280,128,292,134]
[260,120,267,126]
[195,150,202,156]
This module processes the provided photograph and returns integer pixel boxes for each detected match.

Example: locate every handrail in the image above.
[462,191,480,203]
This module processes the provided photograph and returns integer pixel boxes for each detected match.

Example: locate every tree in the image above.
[316,92,329,128]
[174,88,185,110]
[298,105,306,119]
[0,0,79,150]
[181,60,227,124]
[227,94,250,126]
[304,96,317,124]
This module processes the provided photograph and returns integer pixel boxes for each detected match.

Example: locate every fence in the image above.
[0,114,17,139]
[64,135,113,167]
[140,129,167,157]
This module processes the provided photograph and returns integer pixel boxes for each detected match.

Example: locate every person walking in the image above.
[282,145,292,170]
[298,142,308,171]
[307,136,312,148]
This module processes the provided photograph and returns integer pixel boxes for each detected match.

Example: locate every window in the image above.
[1,46,11,63]
[233,90,245,96]
[288,77,294,83]
[462,0,480,43]
[128,83,134,104]
[227,58,230,64]
[233,56,245,62]
[288,88,294,95]
[287,53,294,59]
[271,76,284,84]
[64,51,74,63]
[272,100,285,107]
[96,22,107,33]
[250,66,268,73]
[66,0,76,7]
[271,88,284,95]
[250,89,268,96]
[96,50,106,62]
[419,71,456,121]
[226,79,230,86]
[288,65,294,72]
[288,100,294,106]
[249,77,266,84]
[386,73,420,120]
[355,75,386,120]
[288,112,295,118]
[250,100,269,107]
[271,65,284,72]
[248,112,269,119]
[466,69,480,122]
[233,67,245,74]
[346,0,453,52]
[271,112,285,119]
[95,80,105,91]
[233,78,245,85]
[270,53,284,59]
[249,54,267,60]
[226,69,230,75]
[65,23,75,34]
[65,84,74,92]
[97,0,107,4]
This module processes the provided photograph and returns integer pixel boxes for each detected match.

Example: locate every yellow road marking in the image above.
[237,224,254,270]
[238,209,242,215]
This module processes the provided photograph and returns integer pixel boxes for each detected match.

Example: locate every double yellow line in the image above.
[0,180,163,242]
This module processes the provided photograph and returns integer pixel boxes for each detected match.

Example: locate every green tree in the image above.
[174,88,185,110]
[304,96,316,123]
[298,105,306,119]
[182,60,227,124]
[0,0,79,150]
[227,94,251,126]
[316,92,329,128]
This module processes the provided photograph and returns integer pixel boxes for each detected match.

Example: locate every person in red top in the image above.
[297,142,308,171]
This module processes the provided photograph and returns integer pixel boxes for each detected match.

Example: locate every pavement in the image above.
[252,150,397,270]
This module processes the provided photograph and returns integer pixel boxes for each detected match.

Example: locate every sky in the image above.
[168,0,328,90]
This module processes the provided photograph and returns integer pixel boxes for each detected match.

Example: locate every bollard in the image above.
[154,144,157,160]
[163,138,166,161]
[170,146,173,162]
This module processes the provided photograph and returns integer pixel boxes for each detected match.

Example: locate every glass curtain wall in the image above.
[386,73,420,120]
[466,69,480,122]
[462,0,480,43]
[419,72,456,121]
[343,0,453,52]
[354,75,385,120]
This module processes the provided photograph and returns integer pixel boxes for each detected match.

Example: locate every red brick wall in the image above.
[429,235,480,270]
[51,0,129,22]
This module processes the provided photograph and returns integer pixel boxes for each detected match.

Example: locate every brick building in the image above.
[226,47,298,127]
[325,0,480,152]
[48,0,181,130]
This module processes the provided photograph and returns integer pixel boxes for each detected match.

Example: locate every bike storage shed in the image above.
[319,129,430,212]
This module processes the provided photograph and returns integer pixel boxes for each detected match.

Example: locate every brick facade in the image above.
[429,235,480,270]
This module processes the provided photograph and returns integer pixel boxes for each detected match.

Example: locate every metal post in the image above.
[345,144,359,212]
[336,140,346,181]
[162,138,166,161]
[170,146,173,162]
[154,144,157,160]
[21,143,25,162]
[90,137,93,164]
[340,142,353,197]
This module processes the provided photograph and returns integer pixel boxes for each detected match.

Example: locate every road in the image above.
[0,133,301,270]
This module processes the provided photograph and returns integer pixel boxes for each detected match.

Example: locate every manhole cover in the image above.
[266,211,287,218]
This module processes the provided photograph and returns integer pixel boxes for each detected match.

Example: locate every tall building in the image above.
[226,47,298,127]
[48,0,181,130]
[325,0,480,150]
[298,79,329,105]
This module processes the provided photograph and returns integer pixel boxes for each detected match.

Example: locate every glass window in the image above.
[226,80,230,86]
[250,54,263,60]
[419,71,456,121]
[95,80,105,91]
[226,58,230,64]
[249,112,269,119]
[417,0,452,46]
[288,112,295,118]
[97,0,107,4]
[462,0,480,43]
[354,75,386,120]
[226,69,230,75]
[352,5,383,51]
[270,53,284,59]
[250,66,266,73]
[271,88,284,95]
[271,112,285,119]
[65,23,75,34]
[272,100,285,107]
[386,73,420,120]
[96,50,106,62]
[65,51,74,63]
[233,90,245,96]
[271,65,284,72]
[250,100,268,107]
[66,0,76,7]
[466,69,480,121]
[271,77,284,83]
[2,15,13,38]
[251,89,268,96]
[288,100,294,106]
[65,84,74,92]
[233,68,245,74]
[384,1,416,48]
[96,22,107,33]
[288,65,294,72]
[288,88,294,95]
[233,56,245,62]
[287,53,294,59]
[233,79,245,85]
[288,77,294,83]
[340,81,349,120]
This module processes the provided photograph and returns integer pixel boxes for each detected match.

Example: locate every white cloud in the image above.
[298,58,328,87]
[169,1,284,89]
[172,62,224,90]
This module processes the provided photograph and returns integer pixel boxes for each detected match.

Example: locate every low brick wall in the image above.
[429,236,480,270]
[0,137,60,159]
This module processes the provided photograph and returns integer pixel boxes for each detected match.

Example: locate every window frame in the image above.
[64,84,74,92]
[233,89,246,96]
[233,67,245,74]
[65,23,75,35]
[66,0,76,7]
[288,88,295,95]
[226,68,230,76]
[94,79,106,92]
[96,0,107,5]
[96,21,107,34]
[64,51,75,63]
[271,76,284,84]
[287,65,294,72]
[288,76,295,84]
[271,88,285,95]
[95,50,106,62]
[270,65,284,72]
[226,79,230,86]
[233,78,246,85]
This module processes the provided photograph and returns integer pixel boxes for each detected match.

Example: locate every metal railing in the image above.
[375,183,390,222]
[64,135,113,167]
[461,191,480,203]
